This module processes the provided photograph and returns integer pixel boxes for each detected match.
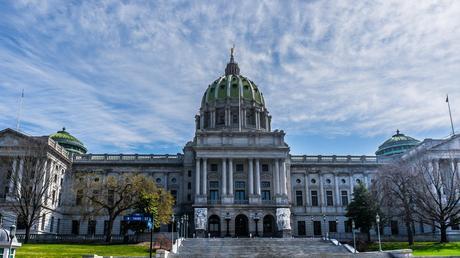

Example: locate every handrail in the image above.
[73,153,184,162]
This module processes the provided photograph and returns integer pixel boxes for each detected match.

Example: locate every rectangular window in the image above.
[188,170,192,177]
[261,181,270,188]
[235,190,245,200]
[295,191,303,206]
[262,164,269,172]
[391,220,399,235]
[71,220,80,235]
[261,190,271,200]
[88,220,97,235]
[187,194,191,201]
[326,190,334,206]
[311,190,318,206]
[341,190,348,206]
[211,164,218,172]
[345,220,352,233]
[236,164,244,172]
[297,221,306,236]
[52,190,56,205]
[171,190,177,205]
[235,181,245,189]
[104,220,109,235]
[451,217,459,230]
[210,190,219,201]
[57,219,61,234]
[50,217,55,233]
[76,189,83,206]
[188,182,192,189]
[108,190,114,206]
[329,221,337,233]
[41,215,46,231]
[209,181,219,188]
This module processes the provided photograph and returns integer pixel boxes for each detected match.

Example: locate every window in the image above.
[156,178,162,183]
[72,220,80,235]
[235,181,245,189]
[451,217,459,230]
[261,181,270,188]
[211,164,218,172]
[298,221,306,236]
[50,217,55,233]
[57,219,61,234]
[104,220,109,235]
[341,179,346,184]
[341,190,348,206]
[313,221,321,236]
[88,220,97,235]
[261,190,271,200]
[210,181,219,188]
[54,174,58,183]
[52,190,56,205]
[296,179,301,184]
[41,215,46,231]
[217,109,225,125]
[345,220,352,233]
[235,190,245,200]
[356,179,361,184]
[329,221,337,233]
[311,191,318,206]
[262,164,269,172]
[187,194,191,201]
[108,190,114,206]
[171,177,177,183]
[391,220,399,235]
[76,189,83,205]
[311,179,316,184]
[236,164,244,172]
[187,182,192,190]
[210,190,219,201]
[326,179,331,184]
[326,190,333,206]
[295,191,303,206]
[188,170,192,177]
[171,190,177,205]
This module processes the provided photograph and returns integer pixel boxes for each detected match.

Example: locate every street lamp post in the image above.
[253,213,260,237]
[335,217,339,240]
[352,220,356,254]
[376,214,382,252]
[9,224,16,258]
[149,213,154,258]
[171,215,175,252]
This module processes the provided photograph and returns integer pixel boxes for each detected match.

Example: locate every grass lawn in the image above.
[367,241,460,256]
[16,243,153,258]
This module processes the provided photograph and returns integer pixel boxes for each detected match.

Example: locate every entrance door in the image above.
[263,215,275,237]
[313,221,322,236]
[208,215,221,237]
[235,214,249,237]
[298,221,306,236]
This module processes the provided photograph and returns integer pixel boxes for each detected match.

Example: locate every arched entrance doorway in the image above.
[208,215,221,237]
[235,214,249,237]
[263,215,276,237]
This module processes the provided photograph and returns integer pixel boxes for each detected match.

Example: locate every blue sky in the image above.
[1,1,459,155]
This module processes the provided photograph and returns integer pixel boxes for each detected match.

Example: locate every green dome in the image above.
[376,130,420,157]
[50,127,87,155]
[201,74,265,106]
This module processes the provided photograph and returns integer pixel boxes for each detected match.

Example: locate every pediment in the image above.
[0,128,33,147]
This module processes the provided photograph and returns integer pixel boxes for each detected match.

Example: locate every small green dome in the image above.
[50,127,87,155]
[376,130,420,157]
[201,74,265,106]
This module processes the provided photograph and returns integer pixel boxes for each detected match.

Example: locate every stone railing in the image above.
[47,138,70,158]
[290,155,379,164]
[73,153,184,163]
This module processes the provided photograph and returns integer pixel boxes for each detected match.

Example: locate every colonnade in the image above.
[194,158,288,199]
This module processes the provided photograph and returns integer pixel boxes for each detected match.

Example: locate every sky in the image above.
[0,0,459,155]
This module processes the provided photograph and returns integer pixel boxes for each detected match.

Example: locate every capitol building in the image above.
[1,52,459,239]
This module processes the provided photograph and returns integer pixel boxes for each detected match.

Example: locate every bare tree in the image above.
[374,160,416,245]
[73,172,167,243]
[411,156,460,243]
[3,138,56,243]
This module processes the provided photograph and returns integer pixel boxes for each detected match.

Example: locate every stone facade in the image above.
[0,53,459,240]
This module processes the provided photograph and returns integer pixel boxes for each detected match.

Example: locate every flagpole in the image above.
[16,89,24,131]
[446,94,455,136]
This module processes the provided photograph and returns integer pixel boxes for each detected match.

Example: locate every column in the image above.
[228,159,234,195]
[248,159,254,195]
[222,158,227,195]
[274,160,280,195]
[255,159,261,195]
[335,174,340,206]
[280,160,287,195]
[304,173,309,206]
[202,158,207,195]
[457,161,460,181]
[8,159,18,194]
[349,174,354,195]
[364,174,369,188]
[195,159,201,195]
[200,112,204,129]
[255,111,260,129]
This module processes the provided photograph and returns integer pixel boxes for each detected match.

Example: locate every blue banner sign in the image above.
[123,213,152,222]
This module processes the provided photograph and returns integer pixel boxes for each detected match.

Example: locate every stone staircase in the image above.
[172,238,354,258]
